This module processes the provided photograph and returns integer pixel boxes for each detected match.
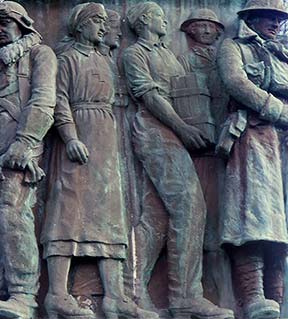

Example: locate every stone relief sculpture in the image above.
[177,8,225,251]
[217,0,288,318]
[0,1,57,318]
[123,2,234,319]
[176,8,235,309]
[40,3,159,319]
[66,8,129,311]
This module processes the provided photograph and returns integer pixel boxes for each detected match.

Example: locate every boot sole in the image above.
[171,313,233,319]
[248,308,280,319]
[47,312,96,319]
[0,309,32,319]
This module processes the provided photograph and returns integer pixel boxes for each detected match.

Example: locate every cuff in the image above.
[57,123,78,144]
[259,94,283,122]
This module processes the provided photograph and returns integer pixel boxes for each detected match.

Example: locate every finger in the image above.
[8,158,16,169]
[74,146,85,164]
[70,146,79,161]
[20,155,31,170]
[27,162,37,183]
[79,149,88,164]
[83,145,89,158]
[35,166,44,182]
[190,138,200,149]
[194,136,206,148]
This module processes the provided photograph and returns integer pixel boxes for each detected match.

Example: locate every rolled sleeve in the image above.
[123,46,159,99]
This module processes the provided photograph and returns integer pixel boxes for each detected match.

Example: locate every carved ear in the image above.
[139,13,150,25]
[76,24,83,33]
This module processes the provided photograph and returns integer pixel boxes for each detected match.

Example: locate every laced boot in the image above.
[0,294,36,319]
[169,297,234,319]
[233,247,280,319]
[44,293,96,319]
[102,295,160,319]
[264,249,285,307]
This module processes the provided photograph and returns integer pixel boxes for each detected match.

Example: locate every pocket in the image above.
[243,61,265,86]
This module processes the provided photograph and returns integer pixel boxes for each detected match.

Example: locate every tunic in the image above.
[217,21,288,247]
[41,42,127,259]
[177,45,228,251]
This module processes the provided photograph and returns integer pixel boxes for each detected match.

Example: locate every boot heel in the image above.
[47,312,59,319]
[104,312,118,319]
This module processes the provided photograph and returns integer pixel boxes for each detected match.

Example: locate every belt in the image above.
[71,101,111,112]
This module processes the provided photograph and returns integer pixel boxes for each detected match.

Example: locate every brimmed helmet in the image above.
[0,1,40,35]
[237,0,288,20]
[180,8,224,32]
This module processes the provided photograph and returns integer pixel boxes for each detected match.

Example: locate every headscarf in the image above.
[126,2,160,31]
[68,2,107,37]
[106,9,120,30]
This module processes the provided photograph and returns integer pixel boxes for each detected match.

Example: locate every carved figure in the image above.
[0,2,57,318]
[41,3,159,319]
[123,2,234,319]
[177,8,225,250]
[217,0,288,318]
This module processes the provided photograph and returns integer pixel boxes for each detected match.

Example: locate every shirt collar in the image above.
[237,19,265,45]
[73,41,102,56]
[137,37,168,51]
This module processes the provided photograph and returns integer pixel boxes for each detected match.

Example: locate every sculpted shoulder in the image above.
[218,37,239,54]
[123,42,143,58]
[31,44,57,65]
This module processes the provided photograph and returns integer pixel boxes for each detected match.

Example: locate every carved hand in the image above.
[1,140,33,170]
[66,139,89,164]
[178,124,208,151]
[277,106,288,128]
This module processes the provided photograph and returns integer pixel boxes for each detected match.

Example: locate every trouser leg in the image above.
[0,169,39,303]
[135,171,168,307]
[137,145,206,307]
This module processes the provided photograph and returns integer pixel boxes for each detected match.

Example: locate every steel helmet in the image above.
[0,1,40,35]
[180,8,224,32]
[237,0,288,20]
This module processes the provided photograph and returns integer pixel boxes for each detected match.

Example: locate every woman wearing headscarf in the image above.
[41,3,159,319]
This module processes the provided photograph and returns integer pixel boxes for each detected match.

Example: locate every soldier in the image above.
[217,0,288,318]
[123,2,234,319]
[0,1,57,318]
[177,8,226,251]
[176,8,234,308]
[41,3,159,319]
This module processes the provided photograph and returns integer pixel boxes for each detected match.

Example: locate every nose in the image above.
[100,21,105,32]
[271,17,280,28]
[204,24,212,33]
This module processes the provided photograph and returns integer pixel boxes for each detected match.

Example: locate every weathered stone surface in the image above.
[1,1,288,319]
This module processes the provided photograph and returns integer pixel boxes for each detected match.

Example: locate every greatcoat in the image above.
[217,21,288,247]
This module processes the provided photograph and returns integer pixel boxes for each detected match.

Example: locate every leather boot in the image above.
[44,293,96,319]
[233,245,280,319]
[169,297,234,319]
[0,294,36,319]
[102,296,160,319]
[264,246,285,306]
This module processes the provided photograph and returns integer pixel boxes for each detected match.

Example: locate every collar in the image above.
[137,37,168,51]
[98,43,110,56]
[191,45,215,56]
[237,19,265,45]
[0,32,41,66]
[73,41,102,57]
